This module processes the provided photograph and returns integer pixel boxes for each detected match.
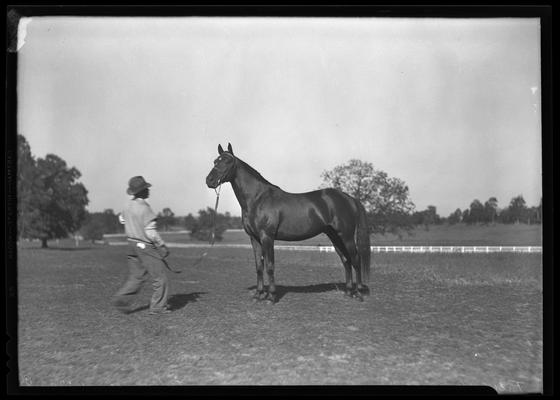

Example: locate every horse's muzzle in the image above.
[206,173,219,189]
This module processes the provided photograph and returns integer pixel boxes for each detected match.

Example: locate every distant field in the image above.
[100,223,542,247]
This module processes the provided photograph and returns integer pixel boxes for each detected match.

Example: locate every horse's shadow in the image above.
[247,282,348,302]
[126,292,207,314]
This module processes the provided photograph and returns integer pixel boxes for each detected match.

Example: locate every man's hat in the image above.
[127,176,152,195]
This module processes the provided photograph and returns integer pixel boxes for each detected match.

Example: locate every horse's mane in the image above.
[237,157,280,189]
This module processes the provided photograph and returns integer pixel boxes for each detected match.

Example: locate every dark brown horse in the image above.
[206,143,370,303]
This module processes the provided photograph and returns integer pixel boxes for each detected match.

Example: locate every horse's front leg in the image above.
[261,235,277,303]
[250,237,266,301]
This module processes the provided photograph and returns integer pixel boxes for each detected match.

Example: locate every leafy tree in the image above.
[424,205,440,226]
[535,198,542,224]
[157,207,175,231]
[189,207,228,242]
[410,206,440,230]
[80,213,106,243]
[101,209,122,234]
[17,135,43,240]
[184,213,196,231]
[462,209,471,224]
[80,209,122,243]
[483,197,499,225]
[320,159,415,235]
[17,135,89,247]
[507,195,528,224]
[226,214,243,229]
[468,199,485,224]
[447,208,463,225]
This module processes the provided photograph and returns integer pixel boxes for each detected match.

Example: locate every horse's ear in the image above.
[227,143,233,155]
[218,144,224,154]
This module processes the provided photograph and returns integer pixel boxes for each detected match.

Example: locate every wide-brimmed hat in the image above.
[127,176,152,195]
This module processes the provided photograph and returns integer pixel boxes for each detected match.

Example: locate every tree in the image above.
[483,197,499,225]
[101,209,122,234]
[189,207,228,242]
[17,135,89,248]
[409,206,440,230]
[17,135,43,240]
[424,205,440,226]
[184,213,196,231]
[468,199,485,224]
[80,209,122,243]
[462,208,471,224]
[157,207,175,232]
[320,159,415,235]
[508,195,528,224]
[80,213,106,243]
[447,208,463,225]
[535,198,542,224]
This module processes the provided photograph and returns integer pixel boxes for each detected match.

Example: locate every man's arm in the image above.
[145,220,169,257]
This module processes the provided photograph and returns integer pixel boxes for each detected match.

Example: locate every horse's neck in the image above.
[230,161,275,212]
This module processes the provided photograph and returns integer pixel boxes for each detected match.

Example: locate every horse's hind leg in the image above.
[340,235,365,301]
[346,245,368,295]
[326,230,355,298]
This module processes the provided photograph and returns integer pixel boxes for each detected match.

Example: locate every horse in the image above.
[206,143,371,303]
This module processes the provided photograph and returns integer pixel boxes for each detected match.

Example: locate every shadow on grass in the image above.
[167,292,207,311]
[123,292,207,314]
[247,282,347,302]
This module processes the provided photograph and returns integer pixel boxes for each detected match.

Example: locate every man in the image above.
[112,176,171,315]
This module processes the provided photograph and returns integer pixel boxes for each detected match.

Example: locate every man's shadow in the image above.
[167,292,207,311]
[247,282,355,302]
[126,292,207,314]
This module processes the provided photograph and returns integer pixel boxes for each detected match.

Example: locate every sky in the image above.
[17,16,542,218]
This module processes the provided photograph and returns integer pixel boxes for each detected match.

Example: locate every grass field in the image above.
[15,239,543,392]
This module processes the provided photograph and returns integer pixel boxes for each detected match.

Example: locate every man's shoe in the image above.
[148,307,171,315]
[112,299,132,314]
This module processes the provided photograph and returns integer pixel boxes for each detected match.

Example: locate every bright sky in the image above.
[17,17,542,217]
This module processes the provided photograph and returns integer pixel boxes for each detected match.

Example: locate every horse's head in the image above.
[206,143,237,188]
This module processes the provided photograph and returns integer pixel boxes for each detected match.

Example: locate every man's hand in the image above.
[158,244,170,259]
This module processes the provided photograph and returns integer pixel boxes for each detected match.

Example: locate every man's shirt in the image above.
[121,198,164,246]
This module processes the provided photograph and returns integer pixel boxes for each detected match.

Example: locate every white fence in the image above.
[359,246,539,254]
[106,241,541,253]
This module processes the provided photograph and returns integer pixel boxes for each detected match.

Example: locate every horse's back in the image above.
[267,187,359,240]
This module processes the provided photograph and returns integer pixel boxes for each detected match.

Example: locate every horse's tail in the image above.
[354,198,371,284]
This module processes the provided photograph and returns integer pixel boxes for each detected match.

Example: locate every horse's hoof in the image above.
[358,286,370,296]
[253,292,265,302]
[352,291,364,302]
[265,293,277,304]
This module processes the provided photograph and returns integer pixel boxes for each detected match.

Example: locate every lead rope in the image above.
[163,185,222,273]
[190,184,222,268]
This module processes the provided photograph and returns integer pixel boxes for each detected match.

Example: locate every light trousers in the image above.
[114,243,169,311]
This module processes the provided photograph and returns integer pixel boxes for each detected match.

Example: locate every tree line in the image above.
[79,207,242,243]
[410,195,542,230]
[319,160,542,237]
[17,135,542,247]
